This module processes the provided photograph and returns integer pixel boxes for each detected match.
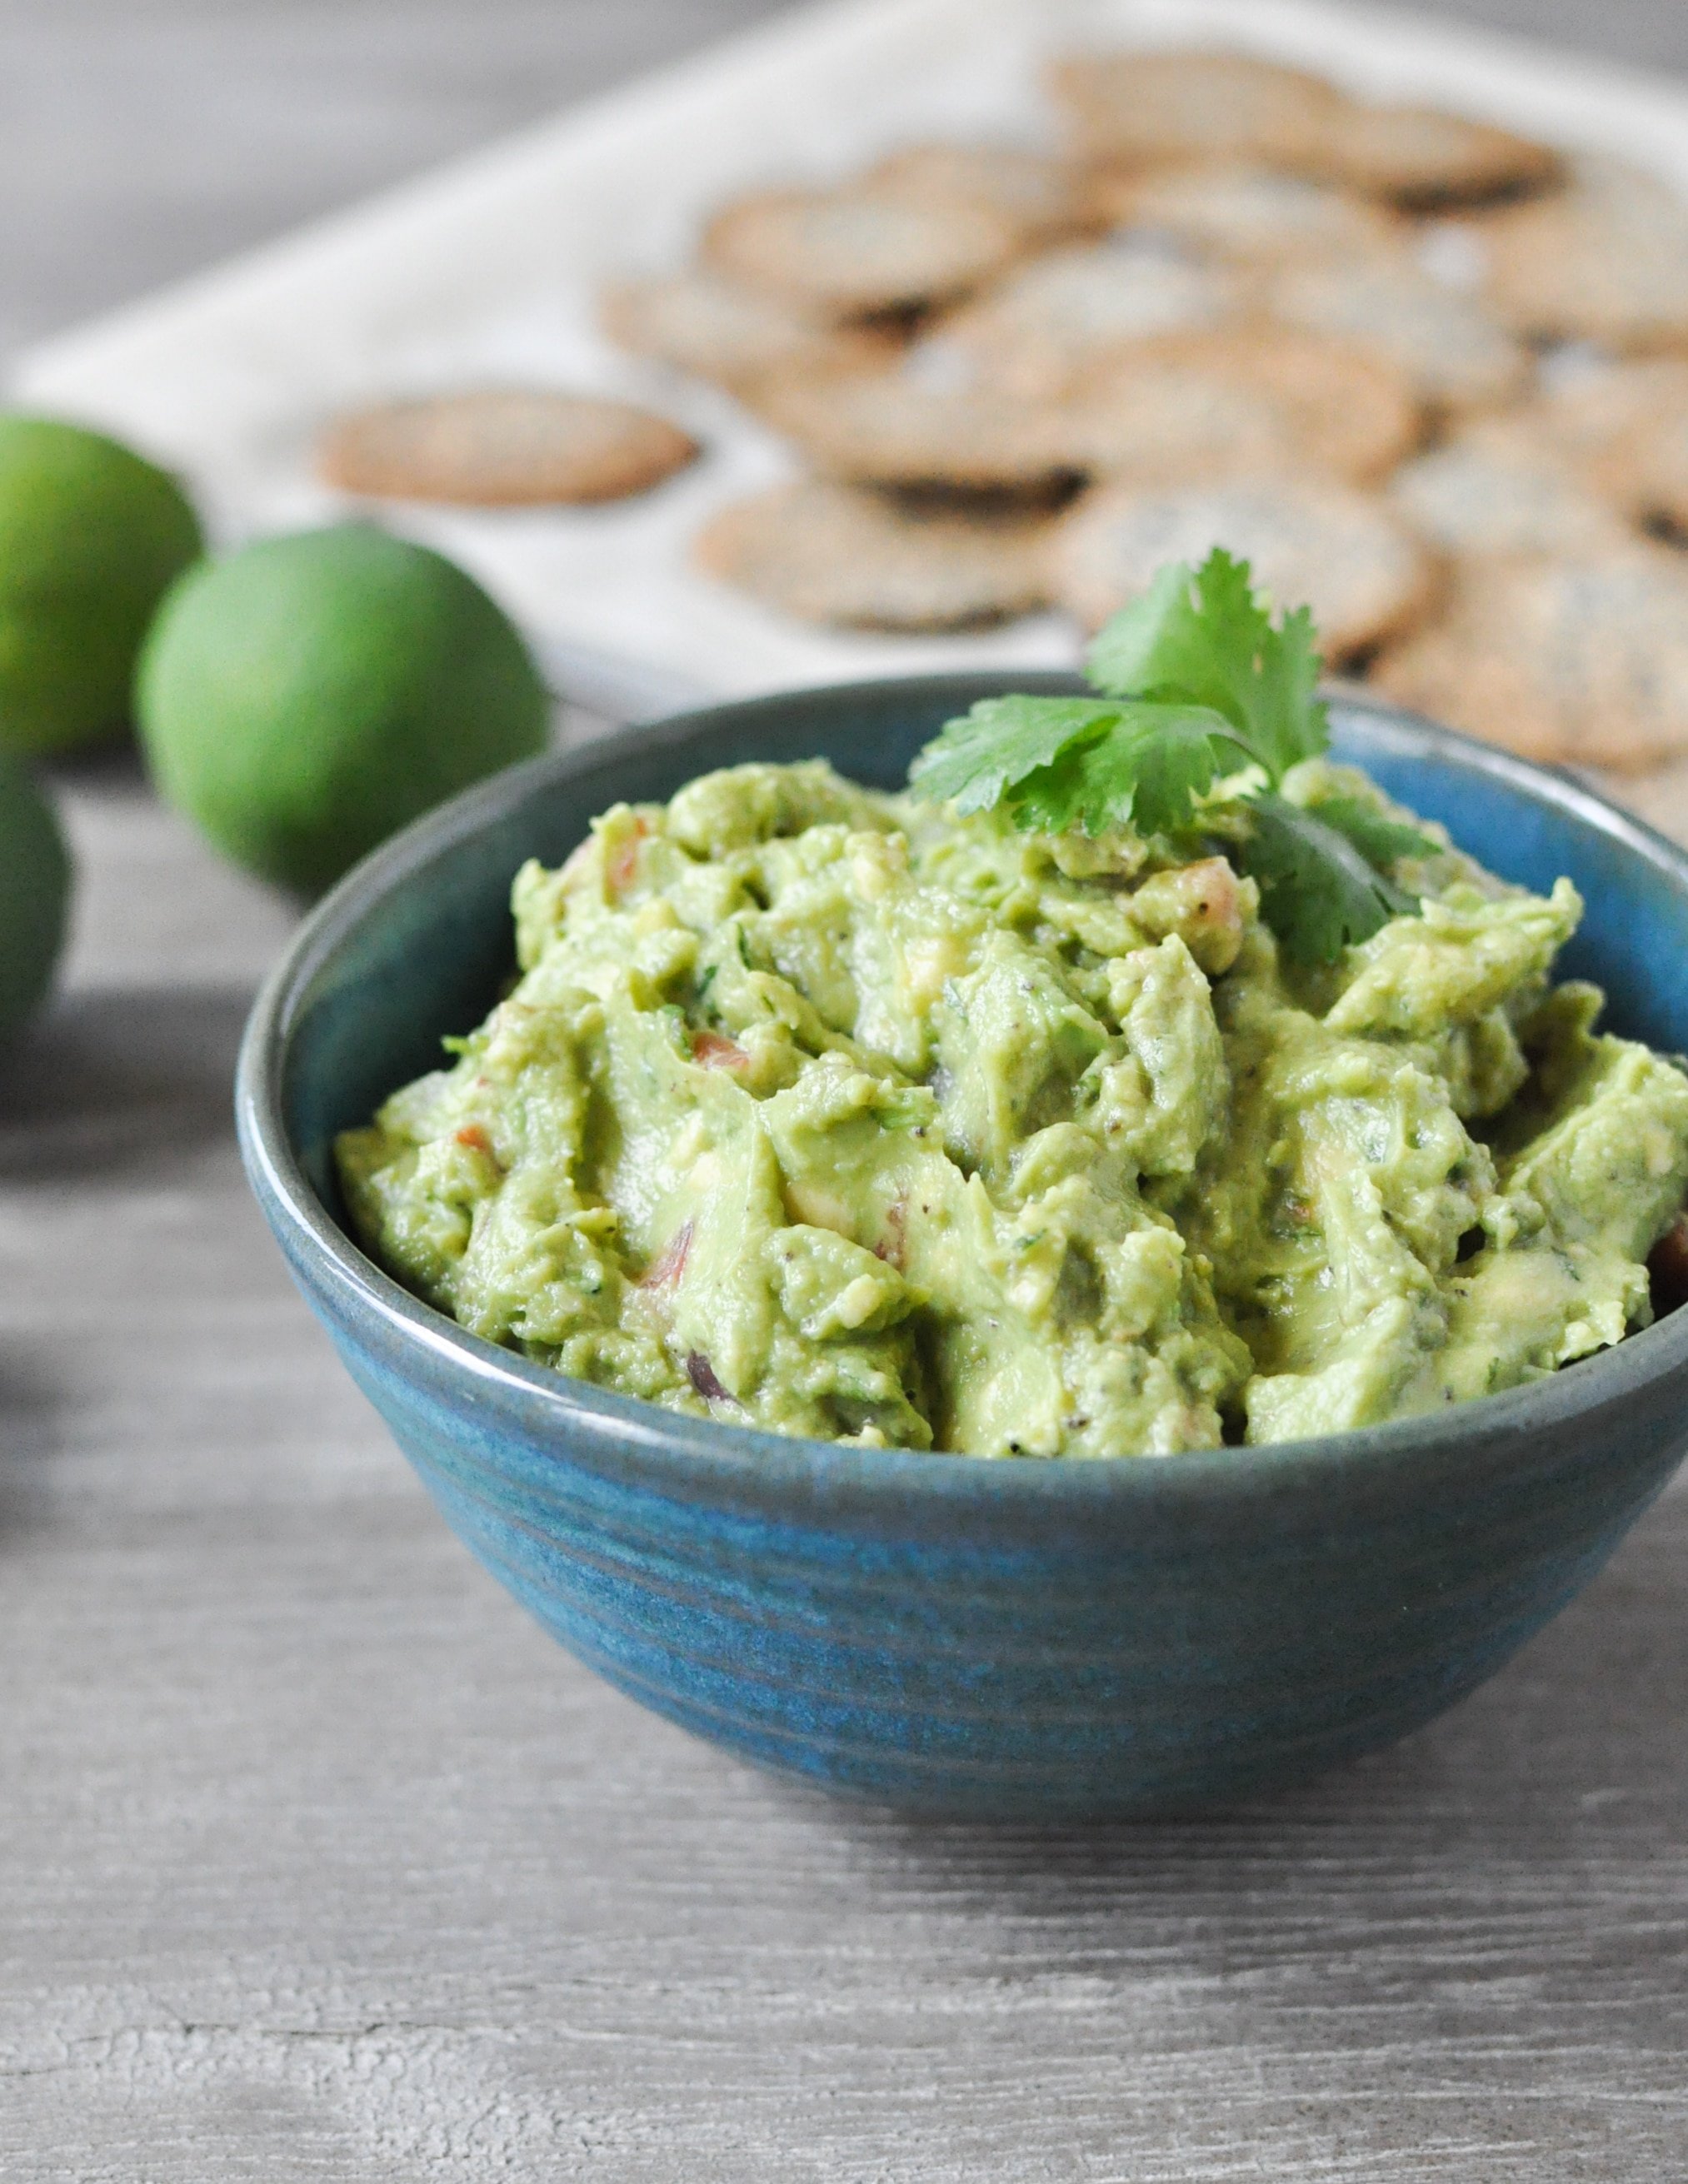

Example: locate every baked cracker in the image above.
[1065,326,1421,487]
[1094,162,1400,271]
[1052,477,1432,659]
[751,367,1079,492]
[601,272,901,392]
[1526,359,1688,533]
[939,240,1241,401]
[1266,252,1527,411]
[700,186,1021,319]
[694,480,1052,630]
[1481,156,1688,349]
[1521,357,1688,476]
[1372,546,1688,770]
[1389,417,1636,559]
[1046,48,1341,168]
[1297,102,1561,210]
[860,143,1093,247]
[317,388,698,506]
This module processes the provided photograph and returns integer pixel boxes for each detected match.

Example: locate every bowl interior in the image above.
[272,680,1688,1234]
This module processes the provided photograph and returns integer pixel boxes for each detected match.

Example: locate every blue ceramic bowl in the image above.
[237,677,1688,1817]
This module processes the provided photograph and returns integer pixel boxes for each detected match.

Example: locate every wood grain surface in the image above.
[4,5,1688,2178]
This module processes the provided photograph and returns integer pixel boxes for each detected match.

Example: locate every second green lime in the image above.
[137,525,552,895]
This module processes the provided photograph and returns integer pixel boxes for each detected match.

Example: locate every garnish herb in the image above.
[909,550,1435,963]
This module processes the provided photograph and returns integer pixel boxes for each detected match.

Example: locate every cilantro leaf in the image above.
[1240,793,1420,965]
[1084,550,1327,782]
[1009,706,1245,837]
[1246,604,1329,779]
[915,551,1330,834]
[907,696,1123,814]
[906,549,1428,965]
[1307,795,1441,870]
[1085,554,1265,720]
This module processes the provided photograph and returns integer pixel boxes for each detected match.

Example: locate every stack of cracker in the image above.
[599,47,1688,783]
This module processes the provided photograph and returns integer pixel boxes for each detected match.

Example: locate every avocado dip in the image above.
[335,756,1688,1455]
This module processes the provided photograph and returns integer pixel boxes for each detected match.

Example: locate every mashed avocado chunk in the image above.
[336,758,1688,1454]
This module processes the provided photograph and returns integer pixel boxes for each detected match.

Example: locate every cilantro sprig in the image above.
[908,549,1434,964]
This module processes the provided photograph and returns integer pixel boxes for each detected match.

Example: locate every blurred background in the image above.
[4,0,1688,372]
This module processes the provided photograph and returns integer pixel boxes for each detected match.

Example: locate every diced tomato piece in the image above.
[607,816,649,897]
[641,1220,693,1292]
[692,1030,750,1070]
[1177,857,1241,938]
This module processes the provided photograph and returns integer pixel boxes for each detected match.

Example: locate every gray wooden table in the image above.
[4,5,1688,2177]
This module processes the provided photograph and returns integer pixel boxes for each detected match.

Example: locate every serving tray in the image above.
[12,0,1688,723]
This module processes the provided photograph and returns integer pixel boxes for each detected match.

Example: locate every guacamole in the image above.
[336,758,1688,1454]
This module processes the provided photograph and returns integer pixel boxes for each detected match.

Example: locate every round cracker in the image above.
[860,142,1093,246]
[700,187,1021,319]
[1371,546,1688,770]
[1516,358,1688,532]
[1057,357,1305,490]
[694,480,1052,631]
[1522,356,1688,473]
[1051,477,1432,658]
[1482,156,1688,349]
[1266,252,1527,411]
[1046,47,1341,168]
[1298,102,1561,209]
[1388,418,1636,559]
[1094,162,1400,271]
[1601,413,1688,536]
[600,272,901,391]
[317,389,698,506]
[752,368,1078,492]
[940,240,1241,401]
[1065,325,1420,486]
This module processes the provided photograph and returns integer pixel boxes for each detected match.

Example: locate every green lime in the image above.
[0,750,72,1039]
[0,413,203,757]
[136,525,552,896]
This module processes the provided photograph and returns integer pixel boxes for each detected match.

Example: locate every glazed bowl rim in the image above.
[235,672,1688,1511]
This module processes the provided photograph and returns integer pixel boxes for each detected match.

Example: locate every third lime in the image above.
[0,749,72,1039]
